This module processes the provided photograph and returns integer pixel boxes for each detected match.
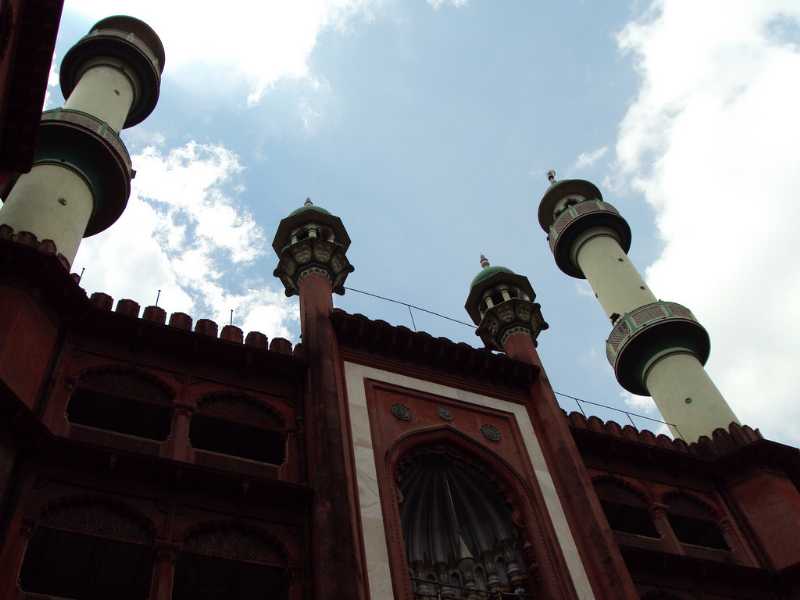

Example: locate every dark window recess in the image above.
[668,513,729,550]
[594,479,659,538]
[19,527,153,599]
[190,414,285,464]
[601,501,660,538]
[68,388,172,440]
[174,552,287,600]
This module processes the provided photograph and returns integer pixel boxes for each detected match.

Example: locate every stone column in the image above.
[152,543,177,600]
[649,502,683,554]
[272,200,365,600]
[170,405,194,462]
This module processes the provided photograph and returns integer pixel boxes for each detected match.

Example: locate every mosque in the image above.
[0,6,798,600]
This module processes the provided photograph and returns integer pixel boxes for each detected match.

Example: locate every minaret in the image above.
[0,16,164,264]
[272,199,363,600]
[537,172,738,441]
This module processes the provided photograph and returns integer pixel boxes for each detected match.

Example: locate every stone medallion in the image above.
[391,403,412,422]
[480,424,501,442]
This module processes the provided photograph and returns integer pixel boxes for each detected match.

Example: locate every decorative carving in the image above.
[437,406,454,422]
[197,392,285,428]
[480,424,501,442]
[76,367,173,404]
[272,204,354,297]
[391,403,412,422]
[40,497,154,543]
[398,449,530,598]
[183,523,286,567]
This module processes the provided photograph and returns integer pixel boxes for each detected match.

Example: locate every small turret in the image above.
[272,198,354,297]
[464,255,548,351]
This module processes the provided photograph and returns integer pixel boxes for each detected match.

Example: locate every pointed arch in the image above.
[180,520,288,567]
[382,424,579,600]
[68,366,174,440]
[38,494,155,543]
[174,520,289,600]
[196,392,285,429]
[20,495,156,598]
[76,365,175,402]
[191,393,287,465]
[661,491,729,550]
[591,476,659,538]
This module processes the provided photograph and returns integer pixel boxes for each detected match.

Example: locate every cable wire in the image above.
[342,285,680,436]
[344,285,476,328]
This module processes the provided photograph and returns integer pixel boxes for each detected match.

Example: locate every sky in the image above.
[41,0,800,444]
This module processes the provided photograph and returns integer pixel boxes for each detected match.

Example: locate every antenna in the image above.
[230,309,234,326]
[155,289,161,307]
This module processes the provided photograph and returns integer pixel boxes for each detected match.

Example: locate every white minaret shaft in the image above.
[0,16,164,264]
[574,230,656,317]
[539,177,738,442]
[63,61,135,132]
[0,165,94,263]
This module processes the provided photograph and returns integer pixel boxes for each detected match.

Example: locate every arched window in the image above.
[593,478,659,538]
[398,446,530,598]
[190,395,286,464]
[19,498,155,599]
[67,369,173,440]
[664,493,728,550]
[173,524,288,600]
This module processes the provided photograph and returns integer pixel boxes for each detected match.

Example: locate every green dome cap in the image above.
[470,265,514,289]
[289,198,330,217]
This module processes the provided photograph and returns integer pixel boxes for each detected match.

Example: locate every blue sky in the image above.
[46,1,800,443]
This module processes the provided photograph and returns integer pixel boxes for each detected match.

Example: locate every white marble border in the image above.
[344,361,594,600]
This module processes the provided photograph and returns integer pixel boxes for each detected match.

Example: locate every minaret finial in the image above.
[480,254,490,268]
[304,197,313,207]
[547,169,557,184]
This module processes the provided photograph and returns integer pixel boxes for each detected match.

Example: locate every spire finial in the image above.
[304,197,313,207]
[480,254,490,268]
[547,169,557,184]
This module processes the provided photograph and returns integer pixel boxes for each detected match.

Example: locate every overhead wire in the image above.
[342,284,680,437]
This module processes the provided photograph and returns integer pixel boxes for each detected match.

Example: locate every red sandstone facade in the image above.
[1,7,800,600]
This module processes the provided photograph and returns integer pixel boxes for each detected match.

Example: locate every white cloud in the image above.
[427,0,468,9]
[65,0,380,105]
[43,56,59,109]
[615,1,800,443]
[572,145,608,171]
[74,141,297,339]
[574,280,595,298]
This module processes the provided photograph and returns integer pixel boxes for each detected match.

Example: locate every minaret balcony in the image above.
[0,108,133,237]
[60,16,165,128]
[548,199,632,278]
[606,301,710,395]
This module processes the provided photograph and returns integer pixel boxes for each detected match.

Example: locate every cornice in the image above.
[331,308,538,391]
